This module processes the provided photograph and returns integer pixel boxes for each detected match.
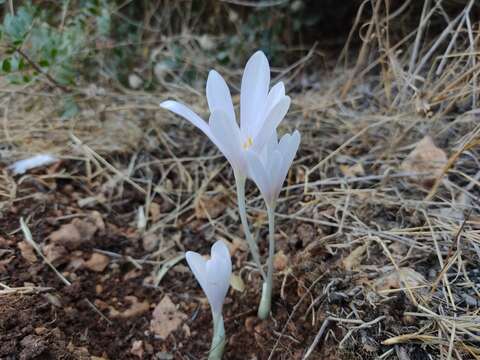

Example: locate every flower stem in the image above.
[258,204,275,319]
[234,174,266,280]
[209,312,225,360]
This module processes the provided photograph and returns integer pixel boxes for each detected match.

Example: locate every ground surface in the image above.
[1,7,480,355]
[1,88,479,359]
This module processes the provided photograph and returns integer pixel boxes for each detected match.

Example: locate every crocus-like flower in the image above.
[186,240,232,359]
[186,240,232,315]
[247,130,300,319]
[159,51,290,178]
[247,130,301,207]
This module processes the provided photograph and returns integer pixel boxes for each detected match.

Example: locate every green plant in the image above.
[0,1,113,117]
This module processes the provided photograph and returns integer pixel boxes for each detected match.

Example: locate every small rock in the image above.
[34,327,47,335]
[130,340,144,358]
[150,295,187,340]
[273,251,288,271]
[43,243,67,265]
[142,233,158,252]
[18,241,37,263]
[128,74,143,89]
[401,136,447,186]
[84,253,109,272]
[20,335,46,359]
[71,218,98,241]
[67,255,85,271]
[109,296,150,319]
[44,293,62,308]
[50,223,81,248]
[49,217,97,249]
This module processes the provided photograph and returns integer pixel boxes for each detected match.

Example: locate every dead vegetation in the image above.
[1,1,480,359]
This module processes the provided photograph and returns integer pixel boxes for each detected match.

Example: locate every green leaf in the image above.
[2,59,11,73]
[3,7,33,42]
[18,57,25,70]
[61,97,79,120]
[39,59,49,67]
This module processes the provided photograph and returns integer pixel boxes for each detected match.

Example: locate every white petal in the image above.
[251,96,290,153]
[160,100,211,136]
[265,82,285,116]
[186,251,208,294]
[275,131,300,198]
[240,51,270,137]
[247,151,273,205]
[263,150,283,204]
[260,131,278,164]
[269,149,283,176]
[206,70,236,122]
[210,240,232,270]
[209,110,245,174]
[205,241,232,314]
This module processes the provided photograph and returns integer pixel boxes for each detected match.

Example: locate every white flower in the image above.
[185,240,232,315]
[247,130,300,207]
[160,51,290,178]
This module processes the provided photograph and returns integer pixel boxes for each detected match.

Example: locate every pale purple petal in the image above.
[260,131,278,164]
[246,151,273,205]
[160,100,212,136]
[205,241,232,314]
[251,96,290,153]
[206,70,236,122]
[209,110,245,174]
[185,251,208,294]
[264,82,285,117]
[240,51,270,138]
[267,150,283,203]
[276,131,300,197]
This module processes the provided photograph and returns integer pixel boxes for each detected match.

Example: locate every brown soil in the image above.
[3,164,474,360]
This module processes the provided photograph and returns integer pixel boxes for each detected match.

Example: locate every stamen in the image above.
[242,137,253,149]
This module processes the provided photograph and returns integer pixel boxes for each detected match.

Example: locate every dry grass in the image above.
[1,1,479,359]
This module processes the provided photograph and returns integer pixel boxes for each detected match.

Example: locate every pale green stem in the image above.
[258,203,276,319]
[209,311,225,360]
[234,173,266,280]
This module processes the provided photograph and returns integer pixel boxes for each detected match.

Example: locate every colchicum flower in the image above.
[186,240,232,360]
[159,50,290,179]
[162,50,299,322]
[247,130,301,208]
[160,50,290,291]
[248,130,300,319]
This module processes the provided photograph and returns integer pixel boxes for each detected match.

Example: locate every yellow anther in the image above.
[242,137,253,149]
